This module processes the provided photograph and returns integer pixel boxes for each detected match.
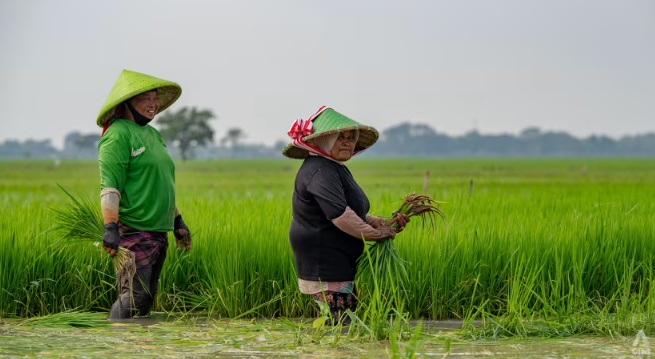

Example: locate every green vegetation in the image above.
[1,158,654,339]
[50,187,136,298]
[4,313,638,358]
[157,107,216,161]
[358,194,446,290]
[17,311,111,328]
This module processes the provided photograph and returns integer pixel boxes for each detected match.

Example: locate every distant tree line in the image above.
[0,132,102,160]
[368,123,655,158]
[0,107,278,160]
[1,113,653,159]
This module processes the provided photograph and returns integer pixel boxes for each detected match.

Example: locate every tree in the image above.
[157,107,216,161]
[520,127,541,139]
[221,128,246,148]
[76,134,100,150]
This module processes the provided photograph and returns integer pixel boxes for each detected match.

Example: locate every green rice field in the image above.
[1,158,655,357]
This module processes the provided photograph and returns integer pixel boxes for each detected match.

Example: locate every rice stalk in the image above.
[357,194,446,296]
[3,158,655,330]
[49,185,136,301]
[18,310,110,328]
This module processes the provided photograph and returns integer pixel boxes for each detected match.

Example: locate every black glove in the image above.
[174,215,192,251]
[102,222,121,249]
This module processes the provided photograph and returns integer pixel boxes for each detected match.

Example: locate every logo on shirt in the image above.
[131,147,145,157]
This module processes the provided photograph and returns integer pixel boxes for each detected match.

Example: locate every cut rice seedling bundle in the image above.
[49,185,136,299]
[357,194,446,296]
[18,310,111,328]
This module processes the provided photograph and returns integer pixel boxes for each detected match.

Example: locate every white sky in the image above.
[1,0,653,148]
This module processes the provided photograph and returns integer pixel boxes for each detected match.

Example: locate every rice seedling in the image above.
[18,310,110,328]
[356,194,446,296]
[49,185,136,303]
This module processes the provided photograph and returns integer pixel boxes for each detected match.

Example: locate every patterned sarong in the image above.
[118,223,168,269]
[312,290,359,325]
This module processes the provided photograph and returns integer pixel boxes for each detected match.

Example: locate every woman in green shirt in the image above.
[96,70,192,319]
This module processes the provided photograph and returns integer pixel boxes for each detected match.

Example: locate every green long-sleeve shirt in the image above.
[98,119,176,232]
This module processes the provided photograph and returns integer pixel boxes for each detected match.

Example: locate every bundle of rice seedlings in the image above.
[19,311,111,328]
[357,194,446,295]
[50,185,136,299]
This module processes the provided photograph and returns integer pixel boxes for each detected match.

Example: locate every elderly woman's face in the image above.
[130,91,160,120]
[330,130,357,161]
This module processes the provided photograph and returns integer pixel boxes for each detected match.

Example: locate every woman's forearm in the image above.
[100,188,120,225]
[365,214,386,228]
[333,207,389,241]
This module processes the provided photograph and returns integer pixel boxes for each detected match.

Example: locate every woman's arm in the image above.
[333,207,395,241]
[306,166,394,241]
[365,214,386,228]
[100,189,120,257]
[101,189,120,224]
[98,128,129,257]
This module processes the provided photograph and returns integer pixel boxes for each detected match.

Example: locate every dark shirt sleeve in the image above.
[307,165,347,220]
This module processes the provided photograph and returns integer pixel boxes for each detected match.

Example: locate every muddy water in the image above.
[0,315,650,358]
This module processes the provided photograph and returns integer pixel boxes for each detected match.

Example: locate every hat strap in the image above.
[288,105,331,157]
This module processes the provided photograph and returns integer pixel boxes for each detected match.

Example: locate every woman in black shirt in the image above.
[283,106,408,323]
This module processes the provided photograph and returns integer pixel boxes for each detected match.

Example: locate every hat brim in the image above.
[282,125,379,159]
[96,85,181,127]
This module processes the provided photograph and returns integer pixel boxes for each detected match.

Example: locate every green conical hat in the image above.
[96,69,182,127]
[282,108,379,159]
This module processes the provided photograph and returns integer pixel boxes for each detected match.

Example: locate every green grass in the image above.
[1,158,655,338]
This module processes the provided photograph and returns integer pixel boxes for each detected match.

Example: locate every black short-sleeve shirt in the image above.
[289,156,369,282]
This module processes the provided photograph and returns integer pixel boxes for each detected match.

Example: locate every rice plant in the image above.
[1,158,655,341]
[49,185,136,302]
[18,310,110,328]
[356,194,446,296]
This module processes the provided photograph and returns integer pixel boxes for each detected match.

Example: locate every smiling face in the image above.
[129,91,160,120]
[330,130,358,162]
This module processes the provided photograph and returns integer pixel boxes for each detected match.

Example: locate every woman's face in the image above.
[129,91,160,120]
[330,130,357,161]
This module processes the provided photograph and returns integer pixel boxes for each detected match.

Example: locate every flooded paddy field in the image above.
[0,314,649,358]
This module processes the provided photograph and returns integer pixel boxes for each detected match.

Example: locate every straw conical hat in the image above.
[96,70,182,127]
[282,108,379,159]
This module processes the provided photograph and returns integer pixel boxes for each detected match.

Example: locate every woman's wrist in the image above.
[365,214,385,228]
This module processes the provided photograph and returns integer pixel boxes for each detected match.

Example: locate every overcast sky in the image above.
[1,0,653,148]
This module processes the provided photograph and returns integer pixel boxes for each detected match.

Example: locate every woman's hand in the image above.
[366,215,387,228]
[102,222,120,257]
[173,214,192,251]
[377,225,396,240]
[387,213,410,232]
